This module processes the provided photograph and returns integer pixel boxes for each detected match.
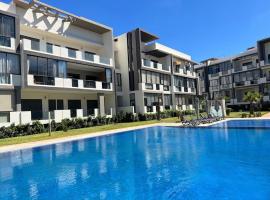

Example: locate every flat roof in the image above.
[13,0,112,34]
[144,42,197,63]
[140,29,159,43]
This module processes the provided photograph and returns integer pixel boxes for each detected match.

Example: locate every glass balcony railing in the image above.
[145,83,153,90]
[33,75,54,85]
[102,82,111,89]
[84,80,96,88]
[72,79,79,87]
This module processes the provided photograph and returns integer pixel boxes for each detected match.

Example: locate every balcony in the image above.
[0,74,21,86]
[220,84,232,90]
[234,80,258,87]
[173,86,195,94]
[141,83,170,93]
[141,59,170,72]
[174,68,196,78]
[27,75,113,91]
[22,38,113,67]
[234,64,258,73]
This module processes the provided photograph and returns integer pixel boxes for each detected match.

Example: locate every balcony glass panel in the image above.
[145,83,153,90]
[72,79,78,87]
[46,43,53,53]
[84,80,96,88]
[68,48,77,58]
[85,52,95,61]
[100,56,110,65]
[31,39,40,51]
[33,75,54,85]
[102,82,111,89]
[143,59,151,67]
[0,36,11,47]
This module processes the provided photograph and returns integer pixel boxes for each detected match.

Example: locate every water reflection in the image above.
[0,127,269,199]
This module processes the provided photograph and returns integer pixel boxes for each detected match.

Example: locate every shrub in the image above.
[61,119,70,132]
[74,118,86,129]
[226,108,232,116]
[31,121,44,134]
[241,113,248,118]
[255,112,262,117]
[138,113,147,121]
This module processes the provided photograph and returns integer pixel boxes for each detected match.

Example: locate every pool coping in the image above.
[0,123,179,153]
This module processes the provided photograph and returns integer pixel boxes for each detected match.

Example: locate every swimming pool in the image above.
[0,123,270,199]
[211,119,270,128]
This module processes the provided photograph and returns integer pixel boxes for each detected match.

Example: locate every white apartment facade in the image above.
[114,28,198,114]
[0,0,115,125]
[196,39,270,110]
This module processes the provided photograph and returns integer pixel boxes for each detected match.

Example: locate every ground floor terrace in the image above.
[0,88,115,126]
[124,91,196,114]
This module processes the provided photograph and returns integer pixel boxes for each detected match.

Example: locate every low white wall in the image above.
[118,106,135,114]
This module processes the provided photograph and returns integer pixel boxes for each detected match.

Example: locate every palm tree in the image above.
[243,91,262,115]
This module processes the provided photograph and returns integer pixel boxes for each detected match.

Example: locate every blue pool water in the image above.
[211,119,270,128]
[1,123,270,199]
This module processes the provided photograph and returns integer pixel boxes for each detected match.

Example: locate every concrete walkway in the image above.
[261,112,270,118]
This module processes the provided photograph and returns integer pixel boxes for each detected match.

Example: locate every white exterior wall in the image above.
[114,34,130,107]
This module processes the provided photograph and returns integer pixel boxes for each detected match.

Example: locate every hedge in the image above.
[0,110,189,139]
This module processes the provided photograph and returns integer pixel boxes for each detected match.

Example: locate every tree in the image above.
[243,91,262,114]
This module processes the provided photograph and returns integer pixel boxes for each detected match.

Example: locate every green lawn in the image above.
[226,111,269,118]
[0,117,179,147]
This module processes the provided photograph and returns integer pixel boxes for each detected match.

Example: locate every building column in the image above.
[98,93,105,116]
[14,87,21,111]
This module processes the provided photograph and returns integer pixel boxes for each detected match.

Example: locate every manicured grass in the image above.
[0,117,179,147]
[226,111,269,118]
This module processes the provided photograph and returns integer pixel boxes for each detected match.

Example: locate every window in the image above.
[47,59,58,77]
[85,51,95,61]
[49,99,64,111]
[0,52,20,84]
[67,47,77,58]
[31,38,40,51]
[28,55,38,75]
[28,55,66,78]
[0,14,15,47]
[242,62,252,66]
[105,68,112,83]
[116,73,122,86]
[58,61,67,78]
[46,43,53,53]
[164,95,172,106]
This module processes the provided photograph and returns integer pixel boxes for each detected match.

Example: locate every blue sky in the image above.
[4,0,270,61]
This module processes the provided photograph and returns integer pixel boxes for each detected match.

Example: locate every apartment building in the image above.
[196,39,270,109]
[114,28,198,114]
[0,0,115,125]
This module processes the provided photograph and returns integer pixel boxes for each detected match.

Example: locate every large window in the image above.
[116,73,122,92]
[164,94,172,106]
[0,52,20,84]
[233,70,260,83]
[0,14,15,47]
[28,55,66,78]
[144,93,161,106]
[105,68,112,83]
[141,70,170,85]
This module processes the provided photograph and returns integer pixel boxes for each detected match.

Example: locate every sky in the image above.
[3,0,270,62]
